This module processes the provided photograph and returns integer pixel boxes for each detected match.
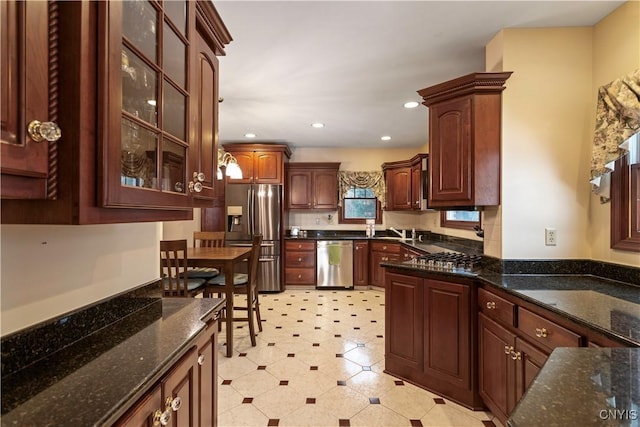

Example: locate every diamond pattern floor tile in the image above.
[217,290,495,427]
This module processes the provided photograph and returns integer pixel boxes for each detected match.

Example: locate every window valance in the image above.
[590,69,640,201]
[338,171,386,208]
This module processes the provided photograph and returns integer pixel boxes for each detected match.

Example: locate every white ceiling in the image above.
[214,1,623,149]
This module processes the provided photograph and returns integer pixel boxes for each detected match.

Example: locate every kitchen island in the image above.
[381,257,639,425]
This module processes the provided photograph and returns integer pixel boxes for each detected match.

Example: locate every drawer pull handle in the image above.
[298,257,302,262]
[486,301,496,309]
[510,350,522,361]
[504,345,513,355]
[297,274,302,279]
[298,244,302,249]
[535,327,548,338]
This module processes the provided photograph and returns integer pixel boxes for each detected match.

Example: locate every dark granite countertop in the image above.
[285,230,483,255]
[1,297,225,427]
[381,260,640,347]
[478,274,640,347]
[508,347,640,427]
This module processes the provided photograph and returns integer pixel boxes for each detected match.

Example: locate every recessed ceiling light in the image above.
[381,136,391,141]
[244,133,256,138]
[311,123,325,128]
[404,101,419,109]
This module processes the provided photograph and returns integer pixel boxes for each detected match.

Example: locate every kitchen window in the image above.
[611,133,640,252]
[441,210,481,231]
[339,186,382,224]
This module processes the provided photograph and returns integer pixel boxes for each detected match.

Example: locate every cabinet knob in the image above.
[193,171,206,182]
[153,409,171,426]
[297,274,302,279]
[298,244,302,249]
[198,354,205,365]
[504,345,513,355]
[382,246,387,250]
[510,350,522,361]
[535,327,548,338]
[486,301,496,309]
[189,181,203,193]
[170,396,182,411]
[27,120,61,142]
[298,257,302,262]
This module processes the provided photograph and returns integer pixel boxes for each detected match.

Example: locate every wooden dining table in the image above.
[187,246,252,357]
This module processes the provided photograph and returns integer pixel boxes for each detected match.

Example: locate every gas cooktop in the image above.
[404,251,483,273]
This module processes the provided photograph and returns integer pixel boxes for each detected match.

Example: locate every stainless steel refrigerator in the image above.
[225,184,282,292]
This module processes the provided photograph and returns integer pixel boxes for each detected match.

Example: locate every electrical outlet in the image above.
[545,228,557,246]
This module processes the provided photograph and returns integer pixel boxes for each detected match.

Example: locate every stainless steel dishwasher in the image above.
[316,240,354,289]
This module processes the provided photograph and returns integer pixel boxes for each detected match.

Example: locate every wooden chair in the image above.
[186,231,226,279]
[204,234,263,346]
[160,239,206,297]
[193,231,226,248]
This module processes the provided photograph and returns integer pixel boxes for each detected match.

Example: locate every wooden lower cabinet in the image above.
[385,272,423,371]
[423,280,471,391]
[116,320,218,427]
[370,242,400,288]
[514,337,547,403]
[116,384,163,427]
[197,321,218,427]
[284,240,316,287]
[477,284,587,425]
[353,240,369,286]
[384,271,482,409]
[478,313,517,420]
[478,313,551,423]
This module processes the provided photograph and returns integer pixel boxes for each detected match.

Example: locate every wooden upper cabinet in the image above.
[411,161,423,210]
[286,162,340,210]
[1,1,231,223]
[382,154,427,211]
[223,143,291,184]
[418,72,512,208]
[100,1,230,209]
[387,167,412,210]
[1,1,57,199]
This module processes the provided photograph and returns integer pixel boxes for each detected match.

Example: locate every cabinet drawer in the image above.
[518,307,581,351]
[285,268,315,285]
[285,240,315,251]
[370,241,401,253]
[286,251,315,268]
[478,288,516,327]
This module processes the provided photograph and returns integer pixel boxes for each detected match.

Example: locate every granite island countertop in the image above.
[508,347,640,427]
[1,297,225,426]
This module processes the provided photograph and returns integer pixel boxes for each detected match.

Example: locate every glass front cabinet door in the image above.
[99,0,230,209]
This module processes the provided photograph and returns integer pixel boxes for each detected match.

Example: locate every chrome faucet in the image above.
[389,227,406,239]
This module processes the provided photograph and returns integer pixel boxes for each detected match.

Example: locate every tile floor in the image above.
[217,289,498,427]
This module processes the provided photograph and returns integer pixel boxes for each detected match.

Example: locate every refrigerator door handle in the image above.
[248,187,254,236]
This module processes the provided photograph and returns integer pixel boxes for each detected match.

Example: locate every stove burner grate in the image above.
[408,252,483,271]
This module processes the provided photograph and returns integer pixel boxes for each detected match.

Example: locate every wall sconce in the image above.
[217,149,243,180]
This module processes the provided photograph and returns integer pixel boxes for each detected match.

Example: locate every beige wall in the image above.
[500,27,594,260]
[0,223,161,335]
[485,1,639,266]
[589,1,640,265]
